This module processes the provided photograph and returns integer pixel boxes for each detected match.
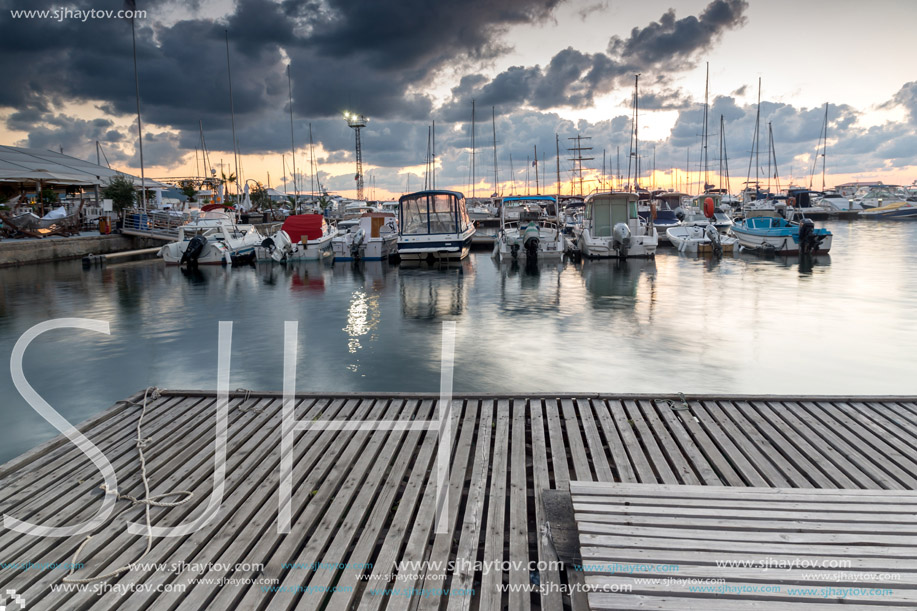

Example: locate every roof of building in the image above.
[0,145,168,188]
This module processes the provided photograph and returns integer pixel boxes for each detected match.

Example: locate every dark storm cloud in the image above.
[440,0,749,113]
[0,0,566,163]
[608,0,748,67]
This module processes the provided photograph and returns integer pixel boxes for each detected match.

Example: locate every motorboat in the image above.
[159,210,262,266]
[640,192,683,241]
[467,197,498,220]
[730,216,832,255]
[492,206,565,261]
[500,196,555,221]
[858,200,917,220]
[257,214,336,262]
[851,186,909,210]
[332,212,399,261]
[666,224,737,255]
[678,194,734,232]
[397,190,475,261]
[577,192,658,259]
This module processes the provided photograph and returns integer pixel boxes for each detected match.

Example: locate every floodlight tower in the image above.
[344,112,368,200]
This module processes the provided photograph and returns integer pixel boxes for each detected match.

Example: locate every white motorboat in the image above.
[666,224,737,255]
[159,210,262,266]
[332,212,398,261]
[577,192,658,259]
[397,190,475,261]
[257,214,336,262]
[492,205,565,261]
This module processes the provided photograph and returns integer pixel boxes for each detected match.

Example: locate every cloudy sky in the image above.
[2,0,916,199]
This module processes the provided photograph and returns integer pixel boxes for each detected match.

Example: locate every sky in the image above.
[1,0,916,199]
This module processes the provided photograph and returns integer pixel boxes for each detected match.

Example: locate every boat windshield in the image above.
[401,192,463,234]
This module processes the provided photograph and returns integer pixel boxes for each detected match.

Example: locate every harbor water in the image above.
[0,219,915,463]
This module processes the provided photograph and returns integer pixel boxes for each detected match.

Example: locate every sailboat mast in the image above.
[226,30,240,202]
[755,78,761,190]
[534,145,539,193]
[703,62,710,191]
[130,12,146,211]
[309,123,315,199]
[287,64,298,209]
[821,103,828,191]
[471,99,475,198]
[509,154,515,195]
[492,107,498,195]
[634,74,640,190]
[432,120,436,190]
[556,134,561,212]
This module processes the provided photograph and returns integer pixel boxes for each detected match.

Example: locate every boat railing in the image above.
[121,209,189,240]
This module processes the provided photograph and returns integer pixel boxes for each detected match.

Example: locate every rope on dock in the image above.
[62,386,194,584]
[235,388,263,413]
[661,392,691,412]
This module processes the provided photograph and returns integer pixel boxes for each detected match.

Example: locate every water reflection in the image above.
[1,221,916,463]
[581,258,656,311]
[399,260,472,319]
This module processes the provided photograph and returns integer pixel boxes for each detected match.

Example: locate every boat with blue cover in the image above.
[730,216,832,255]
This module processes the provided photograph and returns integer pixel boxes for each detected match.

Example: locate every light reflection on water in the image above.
[0,220,915,461]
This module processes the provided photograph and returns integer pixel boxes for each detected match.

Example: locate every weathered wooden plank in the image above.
[574,398,614,482]
[444,400,494,611]
[569,481,917,500]
[561,399,594,481]
[508,399,531,611]
[573,503,917,524]
[732,401,851,488]
[576,521,917,546]
[579,533,917,558]
[651,399,720,485]
[605,399,655,483]
[587,593,910,611]
[669,401,745,486]
[634,400,700,485]
[478,399,510,611]
[622,400,677,484]
[688,401,769,486]
[590,398,637,483]
[528,399,564,611]
[705,400,798,487]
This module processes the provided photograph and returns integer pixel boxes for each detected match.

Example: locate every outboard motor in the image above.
[268,230,293,263]
[704,224,722,257]
[180,234,208,266]
[612,222,631,258]
[522,223,540,259]
[350,227,366,259]
[675,207,686,222]
[798,218,824,255]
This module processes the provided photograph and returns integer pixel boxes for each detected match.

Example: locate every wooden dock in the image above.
[1,392,916,610]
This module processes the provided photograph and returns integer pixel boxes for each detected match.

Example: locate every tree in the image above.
[180,181,197,202]
[102,175,136,215]
[250,182,272,212]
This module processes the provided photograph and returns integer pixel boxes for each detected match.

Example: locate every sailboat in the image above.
[578,76,658,259]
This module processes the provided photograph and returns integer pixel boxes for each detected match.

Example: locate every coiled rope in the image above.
[234,388,263,413]
[63,387,194,584]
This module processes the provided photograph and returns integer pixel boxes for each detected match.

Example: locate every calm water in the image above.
[1,220,916,462]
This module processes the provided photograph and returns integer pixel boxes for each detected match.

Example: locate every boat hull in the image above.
[397,231,475,261]
[730,227,832,255]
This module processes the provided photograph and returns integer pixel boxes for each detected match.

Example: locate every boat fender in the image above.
[180,234,208,266]
[704,197,715,218]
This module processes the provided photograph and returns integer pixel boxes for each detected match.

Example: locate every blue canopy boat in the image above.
[730,216,832,255]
